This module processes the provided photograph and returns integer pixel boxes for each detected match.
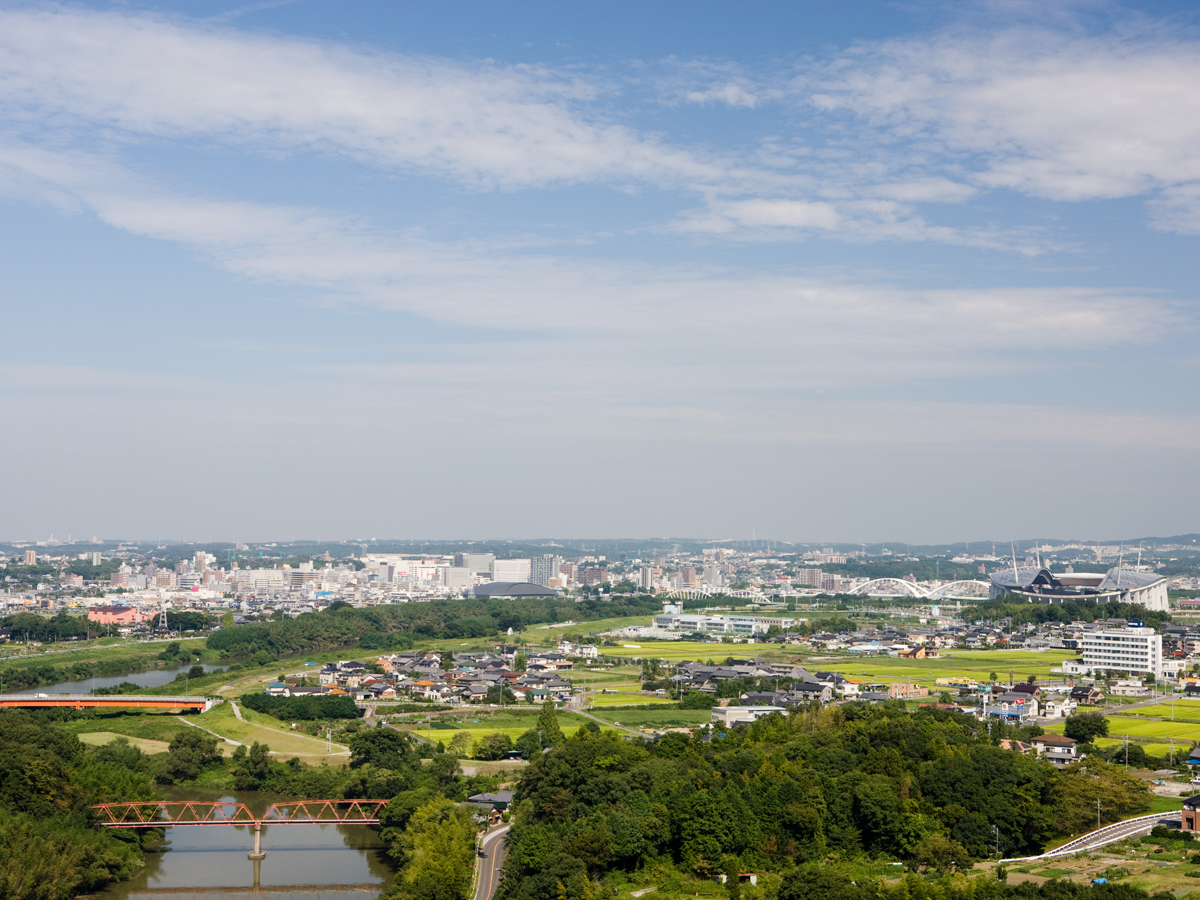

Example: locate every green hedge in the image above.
[240,692,361,720]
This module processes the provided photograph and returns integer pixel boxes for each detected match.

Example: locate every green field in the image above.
[1045,716,1200,744]
[802,649,1077,689]
[57,710,196,743]
[583,707,712,729]
[1111,699,1200,721]
[77,731,172,754]
[395,709,600,748]
[596,641,787,662]
[589,644,1077,690]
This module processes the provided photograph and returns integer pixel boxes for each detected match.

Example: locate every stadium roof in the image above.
[989,566,1055,591]
[473,582,557,598]
[990,565,1165,593]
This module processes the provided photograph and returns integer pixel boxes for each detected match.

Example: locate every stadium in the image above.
[988,565,1168,610]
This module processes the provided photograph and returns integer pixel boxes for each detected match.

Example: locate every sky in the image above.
[2,0,1199,545]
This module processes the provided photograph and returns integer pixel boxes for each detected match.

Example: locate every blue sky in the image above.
[2,0,1199,544]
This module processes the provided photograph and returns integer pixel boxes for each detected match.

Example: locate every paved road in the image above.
[475,825,510,900]
[1001,812,1181,863]
[570,708,643,737]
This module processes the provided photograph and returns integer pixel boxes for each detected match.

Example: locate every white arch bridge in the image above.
[847,579,991,600]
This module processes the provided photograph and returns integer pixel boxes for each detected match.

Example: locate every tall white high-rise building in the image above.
[530,555,561,586]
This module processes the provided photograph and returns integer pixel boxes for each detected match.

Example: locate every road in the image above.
[475,825,510,900]
[1001,812,1181,863]
[569,708,643,737]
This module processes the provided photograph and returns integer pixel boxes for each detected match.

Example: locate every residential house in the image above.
[1030,734,1081,767]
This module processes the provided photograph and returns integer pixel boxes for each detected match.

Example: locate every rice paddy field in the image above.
[588,644,1078,690]
[393,709,599,747]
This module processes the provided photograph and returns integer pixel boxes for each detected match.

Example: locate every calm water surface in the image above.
[16,662,225,695]
[88,788,395,900]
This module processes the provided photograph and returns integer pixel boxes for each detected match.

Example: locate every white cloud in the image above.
[805,27,1200,225]
[0,6,723,190]
[0,140,1172,374]
[685,82,760,109]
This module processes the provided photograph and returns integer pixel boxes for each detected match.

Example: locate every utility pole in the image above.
[993,824,1001,857]
[1097,798,1101,829]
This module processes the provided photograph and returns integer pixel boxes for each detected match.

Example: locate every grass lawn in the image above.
[77,731,171,754]
[181,700,350,760]
[57,710,195,743]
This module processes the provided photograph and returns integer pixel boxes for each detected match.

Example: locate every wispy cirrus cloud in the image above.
[0,5,723,190]
[0,139,1175,388]
[800,26,1200,229]
[0,6,1066,251]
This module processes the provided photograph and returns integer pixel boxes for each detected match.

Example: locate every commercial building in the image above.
[454,553,495,576]
[492,559,532,583]
[1069,626,1164,677]
[652,604,794,636]
[989,565,1168,611]
[87,605,153,625]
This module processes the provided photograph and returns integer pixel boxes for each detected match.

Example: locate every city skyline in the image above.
[2,1,1198,542]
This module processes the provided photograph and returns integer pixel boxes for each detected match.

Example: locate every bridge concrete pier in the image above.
[248,823,266,860]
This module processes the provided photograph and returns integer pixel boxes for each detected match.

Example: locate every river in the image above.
[15,662,226,695]
[88,787,396,900]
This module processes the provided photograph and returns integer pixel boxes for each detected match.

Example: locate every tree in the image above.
[910,834,971,874]
[472,732,513,761]
[536,699,564,746]
[386,799,477,900]
[232,741,272,790]
[350,727,418,770]
[158,729,221,783]
[990,671,999,684]
[1055,757,1151,832]
[724,857,741,900]
[1064,711,1109,742]
[514,651,527,672]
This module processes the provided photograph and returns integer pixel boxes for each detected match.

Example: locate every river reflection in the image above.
[87,788,395,900]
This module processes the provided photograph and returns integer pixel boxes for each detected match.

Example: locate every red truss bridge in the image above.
[92,800,390,858]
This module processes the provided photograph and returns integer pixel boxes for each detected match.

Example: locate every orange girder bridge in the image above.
[92,800,390,859]
[0,694,216,712]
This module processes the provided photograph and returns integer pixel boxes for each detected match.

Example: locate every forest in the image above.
[496,703,1153,900]
[205,594,669,658]
[0,710,159,900]
[962,599,1171,629]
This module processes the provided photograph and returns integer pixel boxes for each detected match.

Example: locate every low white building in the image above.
[711,706,787,728]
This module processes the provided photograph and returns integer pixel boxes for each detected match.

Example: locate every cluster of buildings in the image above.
[270,646,598,707]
